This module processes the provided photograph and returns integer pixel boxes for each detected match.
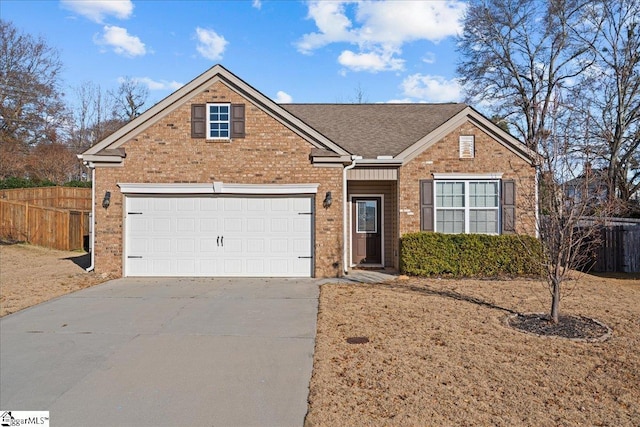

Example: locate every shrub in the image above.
[63,180,92,188]
[0,177,56,189]
[400,232,543,278]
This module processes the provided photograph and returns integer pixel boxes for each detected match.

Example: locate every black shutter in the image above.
[191,104,206,138]
[230,104,245,138]
[420,180,434,231]
[502,179,516,234]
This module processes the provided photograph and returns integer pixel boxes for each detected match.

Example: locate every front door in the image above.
[351,197,382,265]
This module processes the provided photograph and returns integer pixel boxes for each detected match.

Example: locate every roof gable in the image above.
[81,65,349,160]
[395,106,538,165]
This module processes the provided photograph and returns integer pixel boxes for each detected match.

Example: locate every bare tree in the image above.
[26,142,78,184]
[514,95,612,323]
[110,77,149,121]
[349,83,369,104]
[572,0,640,206]
[68,81,125,152]
[457,0,596,152]
[0,20,68,178]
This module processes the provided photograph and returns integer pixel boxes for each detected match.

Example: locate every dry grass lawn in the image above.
[0,243,108,316]
[306,274,640,426]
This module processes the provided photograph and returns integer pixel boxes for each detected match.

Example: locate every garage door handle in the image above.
[128,256,143,259]
[217,236,219,247]
[298,256,312,259]
[221,236,224,246]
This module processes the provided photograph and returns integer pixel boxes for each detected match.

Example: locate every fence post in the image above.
[25,201,29,242]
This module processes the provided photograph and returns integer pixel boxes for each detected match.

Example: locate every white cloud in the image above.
[401,74,462,102]
[195,27,228,61]
[95,25,146,57]
[252,0,262,9]
[297,0,466,73]
[124,77,183,91]
[275,91,293,103]
[422,52,436,64]
[297,2,355,53]
[61,0,133,23]
[338,49,404,73]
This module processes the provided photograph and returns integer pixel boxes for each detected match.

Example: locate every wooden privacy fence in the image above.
[0,187,91,251]
[0,187,92,210]
[586,224,640,273]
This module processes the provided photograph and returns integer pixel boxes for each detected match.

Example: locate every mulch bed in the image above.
[507,313,612,341]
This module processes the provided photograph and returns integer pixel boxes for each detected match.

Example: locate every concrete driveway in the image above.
[0,277,319,427]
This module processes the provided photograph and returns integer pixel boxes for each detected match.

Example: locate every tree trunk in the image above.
[550,280,560,323]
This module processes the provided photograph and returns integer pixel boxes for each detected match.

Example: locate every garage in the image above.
[121,183,316,277]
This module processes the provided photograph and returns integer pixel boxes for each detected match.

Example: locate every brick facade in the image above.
[398,122,537,236]
[93,80,344,278]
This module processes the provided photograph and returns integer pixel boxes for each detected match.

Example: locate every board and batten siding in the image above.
[347,180,398,269]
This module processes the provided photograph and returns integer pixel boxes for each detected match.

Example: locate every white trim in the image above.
[432,173,503,180]
[206,103,231,140]
[349,193,385,268]
[117,182,319,195]
[217,183,319,194]
[343,157,359,274]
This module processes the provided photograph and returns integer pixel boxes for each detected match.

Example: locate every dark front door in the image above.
[351,197,382,265]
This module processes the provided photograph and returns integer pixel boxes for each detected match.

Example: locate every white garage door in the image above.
[124,196,313,277]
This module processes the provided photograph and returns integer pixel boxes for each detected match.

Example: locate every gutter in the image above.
[342,155,361,275]
[85,162,96,272]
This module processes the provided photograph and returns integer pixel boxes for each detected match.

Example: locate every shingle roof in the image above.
[282,103,468,159]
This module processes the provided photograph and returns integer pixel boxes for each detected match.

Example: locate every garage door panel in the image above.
[200,238,217,252]
[153,238,171,253]
[125,195,312,277]
[176,259,196,274]
[177,218,196,232]
[153,199,172,211]
[246,259,265,274]
[224,218,242,232]
[153,218,171,233]
[247,218,265,232]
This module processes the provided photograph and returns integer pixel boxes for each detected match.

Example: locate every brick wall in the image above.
[398,122,537,236]
[93,80,344,278]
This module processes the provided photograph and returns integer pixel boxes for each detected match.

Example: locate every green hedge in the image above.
[62,180,92,188]
[0,177,56,189]
[400,232,543,277]
[0,177,92,189]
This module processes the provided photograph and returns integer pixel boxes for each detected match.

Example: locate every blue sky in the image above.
[3,0,467,108]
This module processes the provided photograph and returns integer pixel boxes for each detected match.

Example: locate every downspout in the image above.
[85,163,96,272]
[343,155,361,275]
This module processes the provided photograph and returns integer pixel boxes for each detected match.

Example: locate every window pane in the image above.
[470,182,498,207]
[436,182,464,207]
[470,210,498,234]
[356,201,377,233]
[436,209,464,234]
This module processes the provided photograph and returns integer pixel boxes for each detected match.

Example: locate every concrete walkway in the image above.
[0,277,319,427]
